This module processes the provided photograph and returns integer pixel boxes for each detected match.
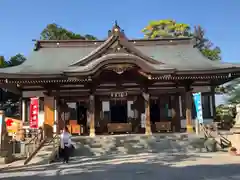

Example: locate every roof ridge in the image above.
[36,37,193,43]
[34,37,194,50]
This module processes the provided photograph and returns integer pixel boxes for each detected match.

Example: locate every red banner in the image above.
[29,97,39,129]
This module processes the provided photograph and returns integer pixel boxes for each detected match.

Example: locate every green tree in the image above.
[142,19,191,38]
[224,79,240,104]
[0,54,26,68]
[8,53,26,67]
[142,19,221,61]
[0,56,9,68]
[193,26,221,61]
[40,23,97,40]
[84,34,97,40]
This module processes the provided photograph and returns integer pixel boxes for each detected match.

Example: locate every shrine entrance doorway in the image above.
[110,100,128,123]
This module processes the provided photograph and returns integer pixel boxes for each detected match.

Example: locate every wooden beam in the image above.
[41,83,60,90]
[0,84,21,95]
[47,87,188,97]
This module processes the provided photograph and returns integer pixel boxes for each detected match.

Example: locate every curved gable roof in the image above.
[69,26,161,66]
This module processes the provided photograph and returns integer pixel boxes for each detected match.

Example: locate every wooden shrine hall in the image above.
[0,23,240,137]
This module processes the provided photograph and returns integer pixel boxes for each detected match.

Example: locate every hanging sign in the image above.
[193,93,203,124]
[29,97,39,129]
[110,91,128,98]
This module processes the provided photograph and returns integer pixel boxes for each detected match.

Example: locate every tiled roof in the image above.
[0,26,239,77]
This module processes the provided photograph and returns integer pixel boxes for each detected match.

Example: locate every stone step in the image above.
[71,134,207,157]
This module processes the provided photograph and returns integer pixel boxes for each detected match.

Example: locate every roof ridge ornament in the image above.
[113,20,120,31]
[33,40,41,51]
[108,20,126,38]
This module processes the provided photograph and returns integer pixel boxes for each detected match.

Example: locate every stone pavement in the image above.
[0,151,240,180]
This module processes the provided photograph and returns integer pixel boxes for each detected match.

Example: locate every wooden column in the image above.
[95,96,101,133]
[19,97,22,121]
[211,86,216,120]
[44,96,55,138]
[54,97,62,134]
[89,95,95,137]
[185,89,194,133]
[171,95,180,132]
[143,92,151,135]
[57,100,67,133]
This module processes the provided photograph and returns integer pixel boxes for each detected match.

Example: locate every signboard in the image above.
[29,97,39,129]
[193,93,203,123]
[5,117,22,135]
[111,91,128,98]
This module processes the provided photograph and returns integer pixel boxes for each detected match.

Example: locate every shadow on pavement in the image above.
[0,152,239,180]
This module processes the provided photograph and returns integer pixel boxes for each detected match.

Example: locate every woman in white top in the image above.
[60,126,72,163]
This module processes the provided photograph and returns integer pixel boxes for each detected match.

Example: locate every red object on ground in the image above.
[6,118,13,127]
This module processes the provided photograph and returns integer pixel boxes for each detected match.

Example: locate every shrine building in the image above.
[0,23,240,137]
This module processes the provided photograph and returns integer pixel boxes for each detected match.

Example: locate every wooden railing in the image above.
[24,130,44,157]
[200,123,232,148]
[23,130,46,165]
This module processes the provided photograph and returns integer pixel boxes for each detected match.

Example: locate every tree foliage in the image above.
[0,54,26,68]
[193,26,221,61]
[200,47,221,61]
[142,19,191,38]
[0,54,26,118]
[216,104,236,129]
[142,19,221,61]
[215,79,240,104]
[8,53,26,67]
[0,56,10,68]
[224,79,240,104]
[40,23,97,40]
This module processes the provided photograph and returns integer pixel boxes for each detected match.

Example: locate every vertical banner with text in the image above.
[193,92,203,124]
[29,97,39,129]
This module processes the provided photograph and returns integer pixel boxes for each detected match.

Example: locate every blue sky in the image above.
[0,0,240,63]
[0,0,239,105]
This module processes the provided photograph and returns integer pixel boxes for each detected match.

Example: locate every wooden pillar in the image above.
[57,99,66,133]
[211,86,216,120]
[185,89,194,133]
[53,98,58,134]
[95,96,101,132]
[19,98,22,121]
[55,98,60,134]
[89,95,95,137]
[0,110,12,159]
[134,95,144,133]
[171,95,180,132]
[44,96,55,138]
[143,92,151,135]
[0,110,8,151]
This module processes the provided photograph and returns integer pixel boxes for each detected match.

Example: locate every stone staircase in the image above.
[22,139,56,165]
[27,142,54,164]
[71,133,207,157]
